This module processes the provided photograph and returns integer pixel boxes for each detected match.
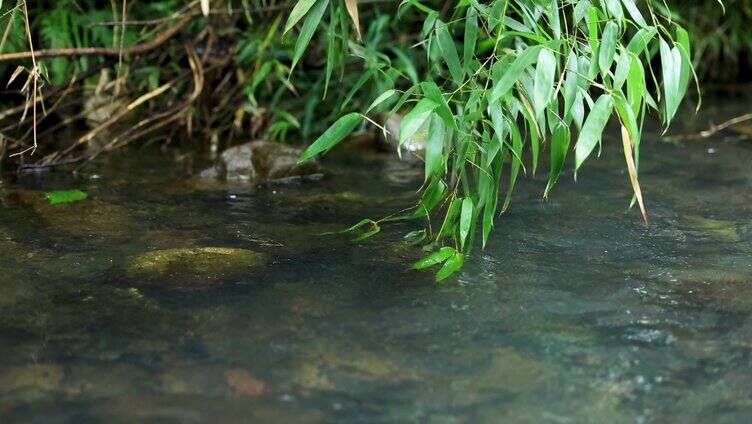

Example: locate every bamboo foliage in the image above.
[290,0,696,281]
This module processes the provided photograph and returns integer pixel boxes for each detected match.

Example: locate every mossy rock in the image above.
[10,189,135,240]
[126,247,268,288]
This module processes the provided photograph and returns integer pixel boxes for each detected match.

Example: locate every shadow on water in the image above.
[1,97,751,422]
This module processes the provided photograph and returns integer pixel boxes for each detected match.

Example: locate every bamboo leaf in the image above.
[291,0,329,71]
[533,48,556,119]
[414,246,455,269]
[574,94,613,171]
[425,114,445,181]
[459,197,474,250]
[627,27,657,55]
[604,0,623,23]
[489,45,544,103]
[599,21,619,75]
[284,0,318,34]
[435,252,464,282]
[620,0,647,27]
[621,126,648,225]
[46,190,87,205]
[463,4,478,75]
[366,89,397,114]
[399,98,438,147]
[437,197,462,241]
[344,0,361,40]
[299,112,362,162]
[544,124,570,197]
[421,81,457,129]
[659,38,682,124]
[502,123,523,212]
[435,20,463,84]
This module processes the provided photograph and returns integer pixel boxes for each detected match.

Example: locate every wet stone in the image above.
[0,285,176,361]
[200,141,321,183]
[10,190,135,241]
[226,368,266,397]
[293,341,414,391]
[0,364,65,402]
[125,247,268,288]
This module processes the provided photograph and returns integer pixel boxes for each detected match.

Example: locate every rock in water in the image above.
[201,141,321,183]
[125,247,267,288]
[379,112,427,154]
[10,189,134,241]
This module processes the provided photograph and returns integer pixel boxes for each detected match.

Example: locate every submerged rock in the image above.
[10,190,134,240]
[0,364,65,400]
[125,247,267,287]
[200,141,321,183]
[293,341,414,391]
[379,112,427,153]
[345,113,427,161]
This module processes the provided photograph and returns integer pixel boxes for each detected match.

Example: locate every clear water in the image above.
[1,100,751,423]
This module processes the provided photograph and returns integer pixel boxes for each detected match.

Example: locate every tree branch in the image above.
[0,15,191,62]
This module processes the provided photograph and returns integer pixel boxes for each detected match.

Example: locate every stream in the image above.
[0,97,751,423]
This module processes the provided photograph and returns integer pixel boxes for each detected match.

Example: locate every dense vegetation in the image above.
[0,1,740,279]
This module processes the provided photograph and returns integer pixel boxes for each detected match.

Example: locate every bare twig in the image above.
[699,113,752,138]
[0,14,191,62]
[11,0,38,157]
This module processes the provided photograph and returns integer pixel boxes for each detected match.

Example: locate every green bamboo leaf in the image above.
[291,0,329,71]
[299,112,362,162]
[437,197,462,241]
[545,124,570,197]
[612,91,640,149]
[341,66,380,111]
[459,197,474,250]
[399,98,439,146]
[435,252,464,282]
[489,45,544,103]
[533,48,556,119]
[620,0,647,27]
[521,103,540,174]
[574,94,614,171]
[391,47,419,84]
[659,38,682,124]
[626,53,645,115]
[562,51,579,122]
[46,190,87,205]
[613,47,631,90]
[414,246,455,269]
[549,0,561,39]
[502,124,522,212]
[353,222,380,241]
[627,27,657,55]
[481,161,500,248]
[599,21,619,75]
[425,114,445,181]
[414,179,446,217]
[435,20,463,84]
[604,0,623,23]
[366,89,397,114]
[463,5,478,75]
[421,81,457,129]
[284,0,318,34]
[573,0,590,25]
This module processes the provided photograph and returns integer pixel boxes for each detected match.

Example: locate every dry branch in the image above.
[0,15,191,62]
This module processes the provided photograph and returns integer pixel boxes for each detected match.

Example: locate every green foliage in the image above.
[288,0,696,280]
[45,189,87,205]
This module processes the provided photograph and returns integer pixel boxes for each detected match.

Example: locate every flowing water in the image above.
[0,99,751,423]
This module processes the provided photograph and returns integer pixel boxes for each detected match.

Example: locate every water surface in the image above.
[1,99,751,423]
